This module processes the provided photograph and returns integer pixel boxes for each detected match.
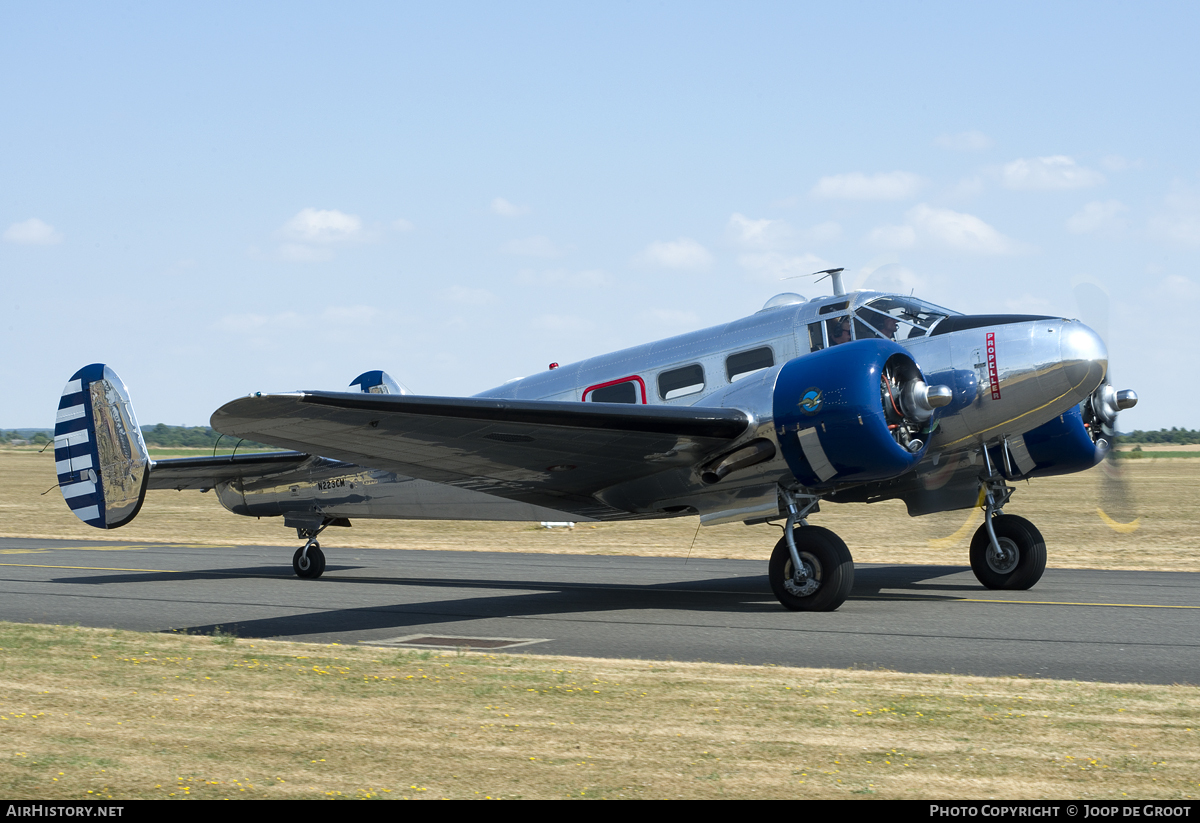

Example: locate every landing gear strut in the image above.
[969,449,1046,590]
[768,489,855,611]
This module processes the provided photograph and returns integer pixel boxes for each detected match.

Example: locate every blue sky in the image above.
[3,2,1198,429]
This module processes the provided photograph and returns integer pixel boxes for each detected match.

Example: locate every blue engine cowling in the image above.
[1017,403,1105,478]
[773,339,932,489]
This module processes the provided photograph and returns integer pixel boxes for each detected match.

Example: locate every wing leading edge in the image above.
[211,392,750,516]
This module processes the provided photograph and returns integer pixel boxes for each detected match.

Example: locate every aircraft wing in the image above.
[211,392,750,517]
[147,451,313,491]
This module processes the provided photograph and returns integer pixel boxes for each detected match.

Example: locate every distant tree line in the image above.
[1116,428,1200,445]
[0,426,271,450]
[0,430,52,445]
[139,424,272,450]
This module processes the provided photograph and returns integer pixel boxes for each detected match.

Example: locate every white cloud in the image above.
[515,268,609,288]
[3,218,63,245]
[908,204,1018,253]
[501,235,566,257]
[870,205,1018,254]
[1001,156,1104,190]
[491,197,529,217]
[811,171,923,200]
[727,213,792,248]
[279,208,364,243]
[935,131,994,152]
[393,218,414,232]
[1066,200,1127,234]
[736,252,832,283]
[636,238,713,270]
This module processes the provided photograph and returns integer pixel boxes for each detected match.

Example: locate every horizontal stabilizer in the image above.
[147,451,314,491]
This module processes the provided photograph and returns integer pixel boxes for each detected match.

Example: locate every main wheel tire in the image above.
[969,515,1046,590]
[768,526,855,612]
[293,543,326,579]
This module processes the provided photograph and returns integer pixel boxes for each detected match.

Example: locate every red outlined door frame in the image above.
[582,375,647,404]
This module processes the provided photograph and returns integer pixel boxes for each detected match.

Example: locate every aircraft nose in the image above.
[1059,320,1107,393]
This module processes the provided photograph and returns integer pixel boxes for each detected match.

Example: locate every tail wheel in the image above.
[293,543,326,579]
[969,515,1046,590]
[768,526,855,611]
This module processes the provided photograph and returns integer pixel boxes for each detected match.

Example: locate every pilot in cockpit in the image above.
[830,317,852,345]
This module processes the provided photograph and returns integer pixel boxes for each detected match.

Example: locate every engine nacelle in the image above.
[1017,403,1106,478]
[773,340,937,489]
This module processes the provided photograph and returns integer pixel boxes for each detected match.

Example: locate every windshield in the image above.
[853,296,957,342]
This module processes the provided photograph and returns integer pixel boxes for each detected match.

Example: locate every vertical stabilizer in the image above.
[54,364,150,529]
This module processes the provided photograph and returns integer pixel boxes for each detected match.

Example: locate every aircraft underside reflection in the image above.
[53,268,1136,611]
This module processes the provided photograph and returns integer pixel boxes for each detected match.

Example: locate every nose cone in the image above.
[1060,321,1108,394]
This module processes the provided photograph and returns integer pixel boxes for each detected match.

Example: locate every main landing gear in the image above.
[969,454,1046,591]
[768,490,855,611]
[293,524,328,579]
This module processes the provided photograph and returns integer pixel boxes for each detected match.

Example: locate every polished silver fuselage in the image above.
[214,290,1107,524]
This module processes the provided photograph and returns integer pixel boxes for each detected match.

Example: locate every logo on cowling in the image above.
[799,387,823,415]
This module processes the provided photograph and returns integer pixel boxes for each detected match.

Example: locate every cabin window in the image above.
[658,364,705,400]
[726,347,774,382]
[583,375,647,404]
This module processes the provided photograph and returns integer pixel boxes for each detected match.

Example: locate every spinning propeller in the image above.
[1074,282,1141,533]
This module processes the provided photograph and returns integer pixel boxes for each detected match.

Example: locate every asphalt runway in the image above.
[1,536,1197,685]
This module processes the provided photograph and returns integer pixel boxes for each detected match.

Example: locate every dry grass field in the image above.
[1,622,1198,800]
[3,447,1197,571]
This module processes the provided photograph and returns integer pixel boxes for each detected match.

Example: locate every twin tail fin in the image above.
[54,364,150,529]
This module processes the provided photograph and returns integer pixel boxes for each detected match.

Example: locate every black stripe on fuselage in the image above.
[929,314,1056,336]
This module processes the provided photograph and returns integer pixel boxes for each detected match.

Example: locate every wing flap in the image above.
[211,392,749,512]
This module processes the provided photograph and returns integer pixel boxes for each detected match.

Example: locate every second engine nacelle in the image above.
[772,340,946,489]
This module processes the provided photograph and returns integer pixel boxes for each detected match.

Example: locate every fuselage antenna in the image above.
[813,268,846,297]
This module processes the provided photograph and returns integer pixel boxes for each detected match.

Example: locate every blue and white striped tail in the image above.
[54,364,150,529]
[349,370,410,395]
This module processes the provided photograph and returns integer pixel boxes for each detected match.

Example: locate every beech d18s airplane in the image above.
[53,269,1136,612]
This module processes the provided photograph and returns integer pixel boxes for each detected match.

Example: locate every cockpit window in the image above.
[854,297,955,341]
